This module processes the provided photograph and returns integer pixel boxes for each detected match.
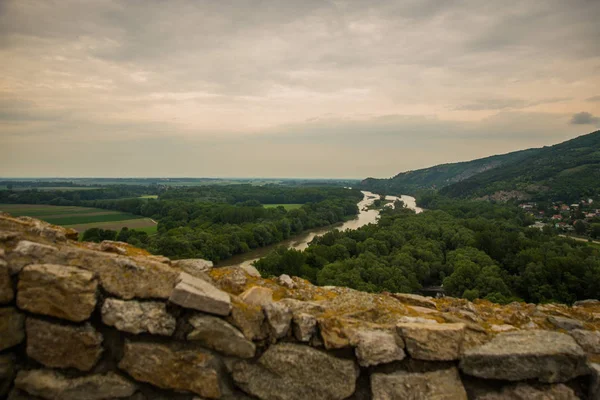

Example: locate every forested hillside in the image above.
[360,148,539,195]
[441,130,600,202]
[255,197,600,304]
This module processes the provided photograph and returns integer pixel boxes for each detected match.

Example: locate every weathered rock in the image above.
[233,343,359,400]
[0,262,12,304]
[396,316,438,324]
[318,317,366,349]
[574,299,600,307]
[396,323,465,361]
[17,264,97,322]
[355,329,405,367]
[278,274,295,288]
[99,240,127,255]
[8,242,179,300]
[101,298,176,336]
[0,307,24,351]
[188,314,255,358]
[263,302,292,339]
[26,318,103,371]
[371,366,467,400]
[173,258,214,276]
[0,354,15,397]
[293,312,317,342]
[390,293,437,310]
[14,369,136,400]
[119,341,221,399]
[570,329,600,360]
[240,264,261,278]
[169,272,231,316]
[239,286,273,306]
[214,267,248,293]
[7,241,58,275]
[467,382,579,400]
[460,330,588,383]
[547,315,584,331]
[228,298,268,341]
[490,324,517,332]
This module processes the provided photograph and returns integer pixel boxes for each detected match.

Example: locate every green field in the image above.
[0,204,157,234]
[263,203,303,210]
[0,186,99,191]
[139,195,159,199]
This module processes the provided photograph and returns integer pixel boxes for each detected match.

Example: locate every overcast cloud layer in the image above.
[1,0,599,178]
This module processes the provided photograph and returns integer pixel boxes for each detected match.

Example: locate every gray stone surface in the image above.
[239,286,273,306]
[371,366,467,400]
[468,382,580,400]
[355,329,405,367]
[240,264,261,278]
[391,293,437,309]
[460,330,588,383]
[228,298,268,341]
[263,302,292,339]
[17,264,97,322]
[396,322,465,361]
[0,307,24,351]
[547,315,584,331]
[101,298,176,336]
[26,318,103,371]
[169,272,231,316]
[173,258,214,276]
[293,312,317,342]
[570,329,600,358]
[118,340,221,399]
[8,242,179,300]
[7,240,58,275]
[233,343,359,400]
[14,369,136,400]
[188,314,255,358]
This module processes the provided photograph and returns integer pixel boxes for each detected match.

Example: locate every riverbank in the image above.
[217,191,420,268]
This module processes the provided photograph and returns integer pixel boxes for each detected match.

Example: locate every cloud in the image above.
[570,112,600,125]
[0,0,599,177]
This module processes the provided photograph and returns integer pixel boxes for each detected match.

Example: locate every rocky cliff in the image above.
[0,213,599,400]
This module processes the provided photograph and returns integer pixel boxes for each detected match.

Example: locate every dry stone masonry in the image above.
[0,212,599,399]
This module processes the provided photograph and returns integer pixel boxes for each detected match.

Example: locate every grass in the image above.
[0,204,157,233]
[65,218,157,233]
[263,203,303,210]
[139,195,159,199]
[43,213,143,226]
[0,186,99,191]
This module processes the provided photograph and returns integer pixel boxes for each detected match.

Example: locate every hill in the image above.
[440,130,600,202]
[360,148,540,195]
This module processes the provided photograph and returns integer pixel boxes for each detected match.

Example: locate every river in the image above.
[217,190,422,268]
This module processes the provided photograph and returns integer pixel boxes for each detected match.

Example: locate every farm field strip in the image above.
[65,218,157,233]
[0,204,155,234]
[43,213,143,226]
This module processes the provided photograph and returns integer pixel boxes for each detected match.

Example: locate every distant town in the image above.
[519,198,600,239]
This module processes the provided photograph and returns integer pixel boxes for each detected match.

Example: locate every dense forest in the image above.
[0,184,362,262]
[255,194,600,304]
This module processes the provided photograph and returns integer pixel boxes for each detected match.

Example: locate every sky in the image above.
[1,0,599,179]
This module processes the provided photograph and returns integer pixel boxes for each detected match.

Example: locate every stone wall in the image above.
[0,212,599,400]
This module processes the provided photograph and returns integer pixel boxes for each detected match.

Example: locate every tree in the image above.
[574,220,587,235]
